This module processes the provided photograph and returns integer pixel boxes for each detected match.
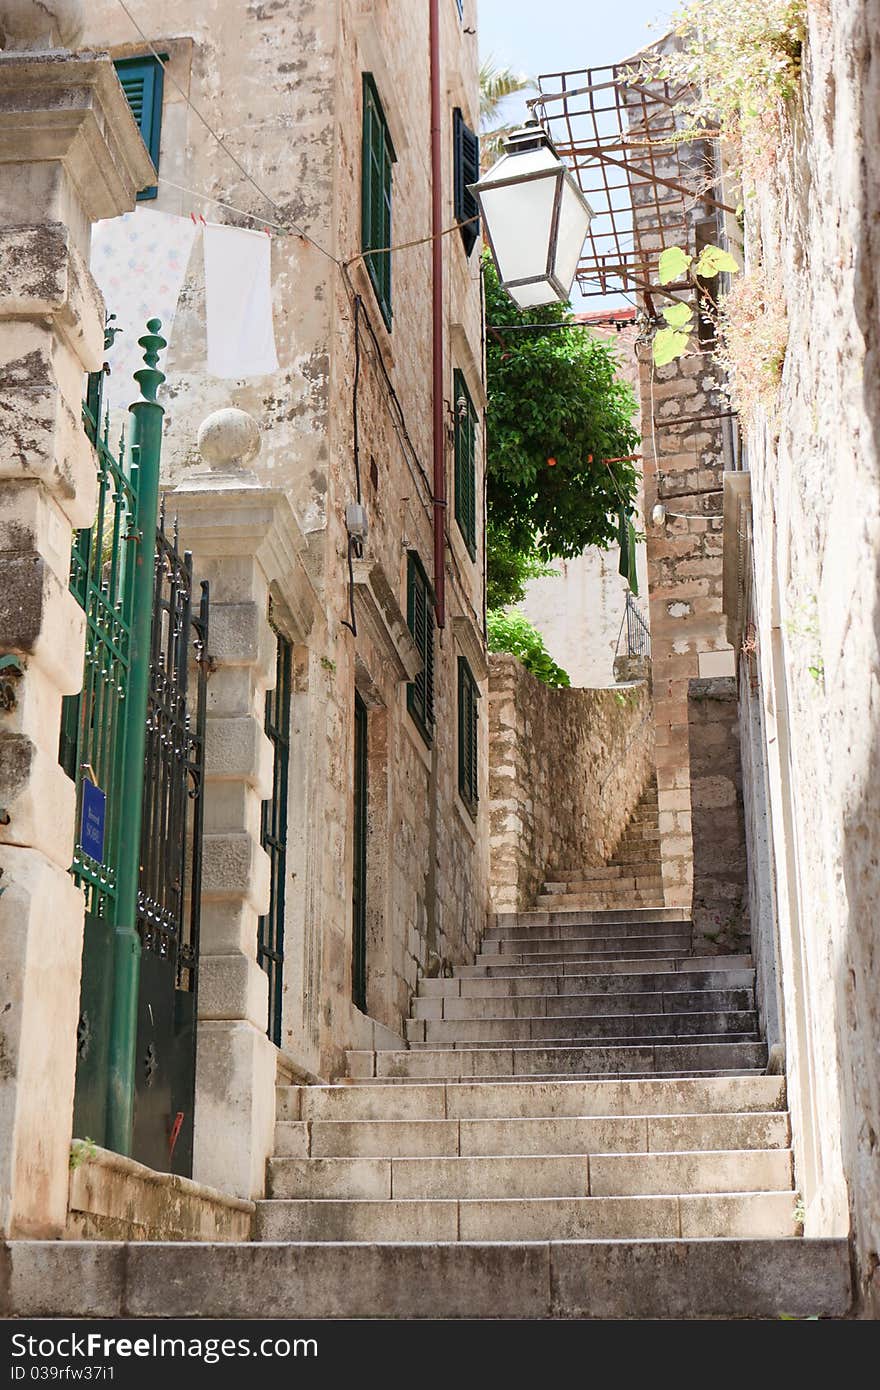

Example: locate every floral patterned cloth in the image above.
[89,207,198,420]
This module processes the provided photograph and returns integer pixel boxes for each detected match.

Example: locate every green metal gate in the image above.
[61,393,139,1146]
[64,320,208,1173]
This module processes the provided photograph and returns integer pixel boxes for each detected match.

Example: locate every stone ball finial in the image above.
[0,0,85,51]
[197,407,262,471]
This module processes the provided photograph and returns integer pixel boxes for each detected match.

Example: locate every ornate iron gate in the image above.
[132,505,208,1175]
[65,322,209,1176]
[62,403,138,1146]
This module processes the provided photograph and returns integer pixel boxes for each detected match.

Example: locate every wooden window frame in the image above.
[453,368,477,560]
[453,108,480,256]
[406,551,435,746]
[114,55,165,202]
[457,656,479,817]
[361,73,396,330]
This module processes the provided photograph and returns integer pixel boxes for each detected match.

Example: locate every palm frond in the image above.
[479,57,535,125]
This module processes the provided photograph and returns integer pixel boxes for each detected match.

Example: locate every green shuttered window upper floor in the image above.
[406,551,435,746]
[361,73,396,329]
[114,55,165,201]
[454,369,477,560]
[453,108,480,256]
[458,656,479,816]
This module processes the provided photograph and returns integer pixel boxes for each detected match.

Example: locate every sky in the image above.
[478,0,675,123]
[478,0,676,308]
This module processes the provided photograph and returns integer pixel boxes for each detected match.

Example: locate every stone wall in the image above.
[488,654,654,912]
[626,46,741,921]
[723,0,880,1316]
[687,677,748,951]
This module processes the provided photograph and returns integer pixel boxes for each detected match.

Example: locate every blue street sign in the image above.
[81,780,106,864]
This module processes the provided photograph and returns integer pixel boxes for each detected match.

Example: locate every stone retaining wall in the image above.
[488,654,655,912]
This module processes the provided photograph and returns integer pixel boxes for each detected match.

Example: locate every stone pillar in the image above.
[174,410,319,1200]
[0,5,156,1235]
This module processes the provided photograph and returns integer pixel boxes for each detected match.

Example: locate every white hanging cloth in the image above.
[203,221,279,379]
[89,207,198,416]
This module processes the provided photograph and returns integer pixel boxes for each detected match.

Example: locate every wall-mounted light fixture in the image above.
[469,122,594,309]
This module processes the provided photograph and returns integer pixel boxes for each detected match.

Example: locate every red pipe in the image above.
[429,0,446,627]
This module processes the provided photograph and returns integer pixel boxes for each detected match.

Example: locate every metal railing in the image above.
[616,592,651,659]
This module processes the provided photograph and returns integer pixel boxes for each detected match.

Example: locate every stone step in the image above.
[547,866,629,883]
[460,954,753,980]
[267,1147,791,1201]
[346,1040,768,1081]
[541,876,664,894]
[3,1237,851,1319]
[280,1074,787,1123]
[255,1190,798,1242]
[409,1032,759,1052]
[482,919,693,943]
[272,1110,790,1159]
[412,987,755,1021]
[479,933,694,958]
[474,946,695,969]
[418,968,756,1000]
[353,1068,775,1085]
[406,1011,758,1046]
[491,907,691,929]
[534,893,666,911]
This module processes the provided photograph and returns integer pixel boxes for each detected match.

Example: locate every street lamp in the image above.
[469,121,594,309]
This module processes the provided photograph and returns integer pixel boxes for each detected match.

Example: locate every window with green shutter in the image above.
[453,108,480,256]
[453,369,477,559]
[361,74,396,329]
[114,56,165,202]
[457,657,479,816]
[406,552,435,745]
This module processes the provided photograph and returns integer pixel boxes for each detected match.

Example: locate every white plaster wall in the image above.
[739,0,880,1314]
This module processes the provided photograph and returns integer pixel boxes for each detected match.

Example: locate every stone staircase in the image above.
[246,903,850,1318]
[536,779,665,914]
[5,902,849,1318]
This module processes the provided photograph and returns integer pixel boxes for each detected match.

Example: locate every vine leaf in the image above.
[653,326,691,367]
[694,244,740,278]
[662,302,694,329]
[658,245,693,284]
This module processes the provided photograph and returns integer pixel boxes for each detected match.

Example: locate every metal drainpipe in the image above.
[429,0,446,628]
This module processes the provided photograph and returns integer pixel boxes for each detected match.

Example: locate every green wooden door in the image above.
[352,693,369,1011]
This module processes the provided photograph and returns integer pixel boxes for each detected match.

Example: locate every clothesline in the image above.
[157,176,480,263]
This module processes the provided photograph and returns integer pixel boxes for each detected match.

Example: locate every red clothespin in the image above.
[189,212,198,225]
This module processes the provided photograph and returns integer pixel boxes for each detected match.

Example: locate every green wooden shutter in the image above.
[362,74,395,328]
[454,370,477,559]
[115,56,165,202]
[457,657,479,814]
[453,109,480,256]
[406,552,434,745]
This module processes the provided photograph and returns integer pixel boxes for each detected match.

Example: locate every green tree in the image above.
[487,609,570,688]
[486,520,557,609]
[484,255,641,561]
[479,58,535,169]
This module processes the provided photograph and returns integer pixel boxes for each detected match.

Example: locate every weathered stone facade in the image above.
[487,653,654,912]
[722,0,880,1316]
[77,0,487,1152]
[687,676,748,950]
[625,49,742,936]
[0,15,155,1237]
